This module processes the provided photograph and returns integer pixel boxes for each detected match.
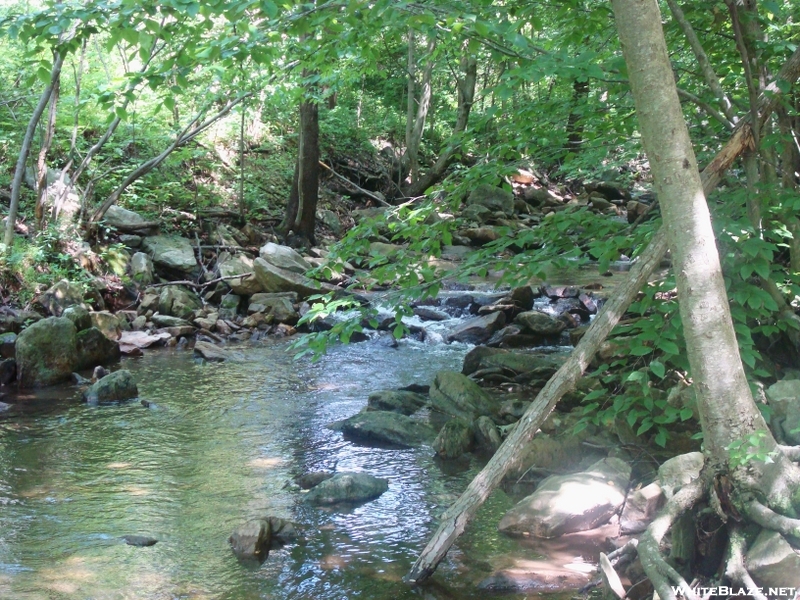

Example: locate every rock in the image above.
[75,327,121,371]
[429,371,496,420]
[90,311,122,341]
[62,305,91,332]
[158,286,201,320]
[252,258,322,299]
[303,472,389,505]
[104,205,155,232]
[619,482,665,534]
[138,292,159,315]
[295,472,334,489]
[369,242,403,259]
[412,306,449,321]
[0,332,16,359]
[626,200,649,223]
[478,562,592,593]
[462,347,564,379]
[193,341,234,362]
[130,252,154,285]
[514,311,566,337]
[467,183,515,215]
[122,535,158,547]
[118,330,171,354]
[0,359,16,386]
[462,226,502,245]
[317,209,342,236]
[510,285,536,310]
[657,452,704,498]
[39,279,87,317]
[229,519,271,562]
[219,294,241,319]
[16,317,78,387]
[248,293,298,324]
[83,369,138,403]
[217,252,262,296]
[522,187,556,206]
[462,204,493,223]
[366,390,427,415]
[433,419,473,459]
[119,234,142,248]
[746,530,800,588]
[214,223,245,247]
[766,379,800,444]
[446,312,506,345]
[336,410,435,448]
[150,314,192,328]
[473,415,502,453]
[0,401,11,412]
[498,457,631,538]
[259,242,312,274]
[141,235,198,276]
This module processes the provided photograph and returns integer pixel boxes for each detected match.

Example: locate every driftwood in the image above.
[404,44,800,584]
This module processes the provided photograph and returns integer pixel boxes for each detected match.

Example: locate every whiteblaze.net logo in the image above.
[671,586,799,599]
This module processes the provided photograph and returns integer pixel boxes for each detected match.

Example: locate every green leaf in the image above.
[657,340,680,355]
[650,360,665,379]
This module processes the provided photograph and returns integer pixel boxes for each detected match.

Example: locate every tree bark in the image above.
[283,98,319,244]
[405,34,436,182]
[3,51,65,250]
[34,73,60,230]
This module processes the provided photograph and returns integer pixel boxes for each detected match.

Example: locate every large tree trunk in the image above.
[405,37,800,588]
[3,52,64,250]
[282,97,319,245]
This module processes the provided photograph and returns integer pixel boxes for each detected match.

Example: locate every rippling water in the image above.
[0,337,553,600]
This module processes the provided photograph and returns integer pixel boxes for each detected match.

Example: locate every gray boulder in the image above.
[462,346,564,377]
[249,293,298,324]
[433,419,474,459]
[746,529,800,588]
[16,317,78,387]
[76,327,121,371]
[367,390,427,415]
[130,252,154,285]
[62,305,92,331]
[473,415,502,453]
[447,312,506,344]
[104,205,154,232]
[657,452,704,498]
[39,279,87,317]
[303,472,389,505]
[0,332,16,359]
[159,286,201,320]
[253,258,322,299]
[498,457,631,538]
[218,252,262,296]
[336,410,435,448]
[229,519,271,562]
[429,371,496,420]
[766,379,800,444]
[90,311,122,341]
[259,242,312,274]
[193,341,241,362]
[514,311,566,336]
[467,183,515,216]
[142,235,198,275]
[150,314,192,328]
[83,369,138,403]
[619,482,664,534]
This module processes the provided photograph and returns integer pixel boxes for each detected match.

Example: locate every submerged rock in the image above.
[498,457,631,538]
[366,390,427,415]
[122,535,158,547]
[16,317,78,388]
[303,472,388,505]
[193,341,233,362]
[230,519,271,561]
[294,472,334,490]
[84,369,138,403]
[336,410,435,448]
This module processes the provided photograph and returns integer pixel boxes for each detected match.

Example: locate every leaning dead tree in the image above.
[404,38,800,587]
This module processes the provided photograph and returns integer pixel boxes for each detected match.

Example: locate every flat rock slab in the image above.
[366,390,427,415]
[303,472,388,505]
[142,235,197,274]
[335,410,435,448]
[119,331,172,354]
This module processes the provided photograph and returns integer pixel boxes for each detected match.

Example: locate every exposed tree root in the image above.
[744,498,800,538]
[638,474,708,600]
[725,525,769,600]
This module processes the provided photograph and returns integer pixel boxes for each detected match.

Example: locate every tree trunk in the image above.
[283,98,319,245]
[405,34,436,182]
[3,51,64,250]
[566,79,589,152]
[34,73,60,230]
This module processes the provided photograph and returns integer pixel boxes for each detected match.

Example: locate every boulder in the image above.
[366,390,427,415]
[16,317,78,387]
[259,242,312,274]
[150,314,192,328]
[194,341,237,362]
[657,452,704,498]
[498,457,631,538]
[62,305,92,332]
[746,529,800,588]
[619,482,665,534]
[446,312,506,345]
[130,252,154,285]
[0,401,11,412]
[295,472,334,489]
[217,252,262,296]
[510,285,536,310]
[158,286,201,320]
[104,205,155,233]
[90,311,122,341]
[473,415,502,453]
[336,410,435,448]
[766,379,800,444]
[514,310,566,336]
[248,293,298,324]
[462,226,502,245]
[219,294,241,319]
[118,330,171,354]
[0,359,16,386]
[39,279,87,317]
[229,519,271,562]
[252,258,321,299]
[303,472,389,505]
[0,332,16,359]
[433,419,474,459]
[121,535,158,547]
[75,327,121,371]
[462,346,564,378]
[83,369,138,403]
[467,183,515,215]
[141,235,198,275]
[428,371,496,420]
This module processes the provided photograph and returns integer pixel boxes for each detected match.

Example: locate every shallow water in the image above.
[0,336,594,600]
